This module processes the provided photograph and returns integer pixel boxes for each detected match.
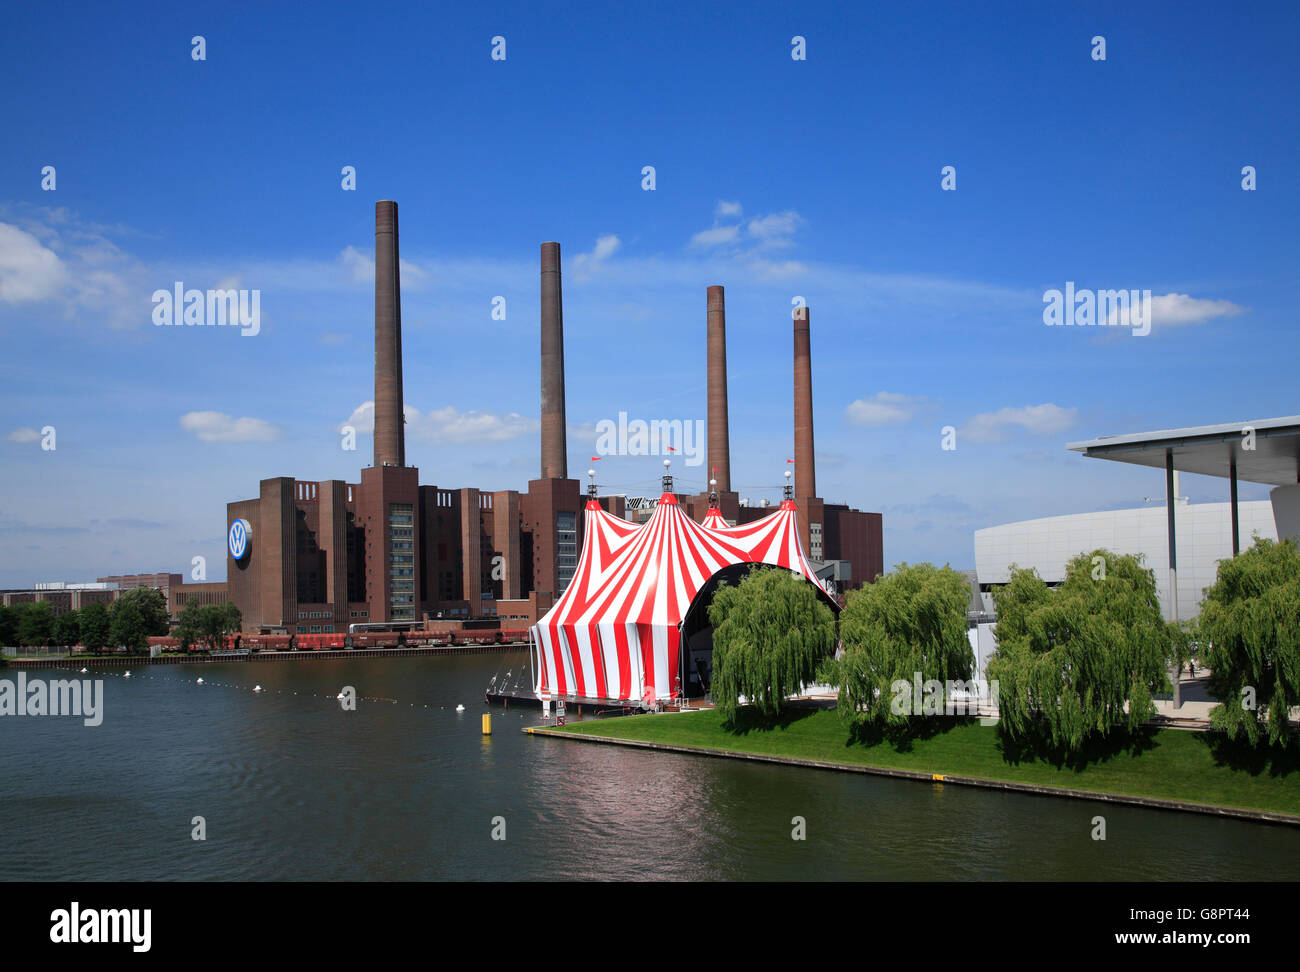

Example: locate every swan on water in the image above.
[196,678,204,684]
[253,685,263,693]
[79,667,88,674]
[456,704,465,712]
[124,671,131,678]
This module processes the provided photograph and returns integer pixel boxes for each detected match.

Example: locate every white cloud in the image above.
[0,222,68,302]
[340,401,376,434]
[747,210,803,240]
[689,204,804,259]
[963,403,1078,444]
[748,257,807,279]
[0,211,156,328]
[1106,292,1245,329]
[180,411,280,443]
[337,246,429,287]
[340,401,536,444]
[845,392,927,427]
[412,406,537,444]
[689,225,741,248]
[572,234,621,276]
[6,426,40,443]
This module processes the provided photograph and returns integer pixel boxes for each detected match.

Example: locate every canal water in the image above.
[2,651,1297,881]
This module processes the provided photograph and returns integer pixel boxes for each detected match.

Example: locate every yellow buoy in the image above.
[482,713,492,735]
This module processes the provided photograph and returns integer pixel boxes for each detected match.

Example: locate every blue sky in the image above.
[2,0,1297,587]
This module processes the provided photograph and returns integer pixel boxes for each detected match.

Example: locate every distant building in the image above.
[223,203,883,635]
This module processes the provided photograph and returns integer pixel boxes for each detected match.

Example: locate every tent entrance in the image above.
[679,563,762,700]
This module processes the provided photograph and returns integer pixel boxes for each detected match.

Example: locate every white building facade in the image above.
[973,500,1277,622]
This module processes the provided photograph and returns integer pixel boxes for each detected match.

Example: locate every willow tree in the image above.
[988,549,1175,751]
[708,567,836,725]
[1199,537,1300,748]
[825,562,971,725]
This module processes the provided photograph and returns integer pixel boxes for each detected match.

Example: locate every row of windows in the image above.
[348,610,370,619]
[300,625,335,633]
[298,610,332,619]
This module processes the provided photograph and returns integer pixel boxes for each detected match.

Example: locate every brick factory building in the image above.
[223,201,882,636]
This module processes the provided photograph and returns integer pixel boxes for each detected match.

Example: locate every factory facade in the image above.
[225,202,882,635]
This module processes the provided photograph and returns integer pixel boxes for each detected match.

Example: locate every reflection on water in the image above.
[0,652,1296,881]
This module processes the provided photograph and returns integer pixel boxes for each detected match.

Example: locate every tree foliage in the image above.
[197,601,242,651]
[988,549,1176,752]
[708,567,836,725]
[0,606,19,647]
[823,562,972,725]
[115,586,170,637]
[1200,537,1300,748]
[80,602,111,652]
[109,598,149,653]
[17,601,55,647]
[52,609,81,648]
[174,598,202,652]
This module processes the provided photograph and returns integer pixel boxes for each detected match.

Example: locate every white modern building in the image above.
[971,414,1299,633]
[974,500,1277,622]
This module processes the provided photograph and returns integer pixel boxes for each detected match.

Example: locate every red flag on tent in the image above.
[590,456,602,461]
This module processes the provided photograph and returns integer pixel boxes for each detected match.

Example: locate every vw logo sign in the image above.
[228,518,251,561]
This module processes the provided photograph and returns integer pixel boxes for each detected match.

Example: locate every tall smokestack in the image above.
[707,285,731,493]
[793,304,816,516]
[540,241,567,480]
[373,200,405,468]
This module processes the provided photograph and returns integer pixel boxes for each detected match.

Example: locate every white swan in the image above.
[196,678,204,684]
[455,704,465,712]
[253,685,263,693]
[79,667,88,674]
[124,671,131,678]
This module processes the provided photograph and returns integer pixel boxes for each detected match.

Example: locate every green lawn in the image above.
[555,708,1300,817]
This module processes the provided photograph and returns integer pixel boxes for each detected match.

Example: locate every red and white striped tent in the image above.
[530,492,834,704]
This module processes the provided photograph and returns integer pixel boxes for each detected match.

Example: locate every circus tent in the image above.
[530,490,835,705]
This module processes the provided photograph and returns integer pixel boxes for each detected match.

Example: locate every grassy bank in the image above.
[555,708,1300,817]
